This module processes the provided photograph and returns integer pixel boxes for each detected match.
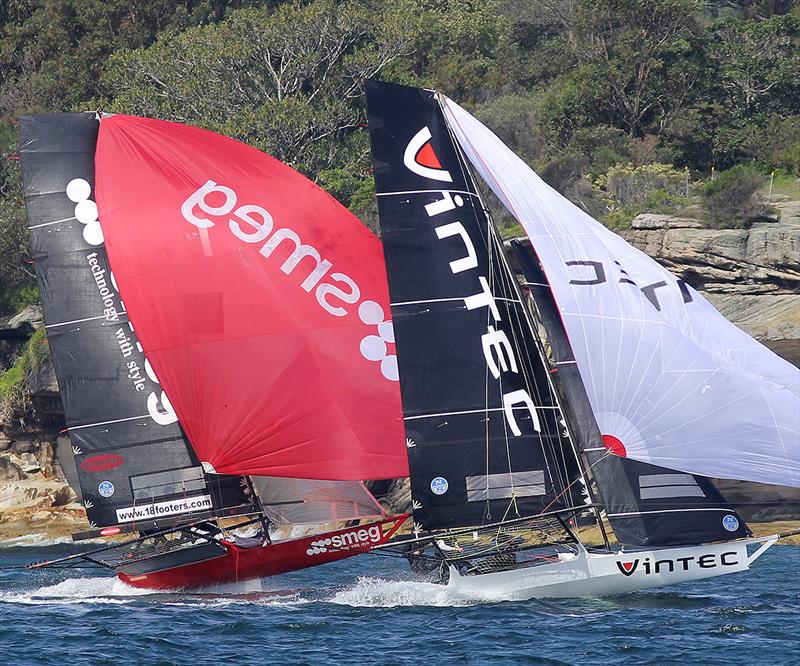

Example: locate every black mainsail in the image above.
[19,114,250,532]
[511,240,750,545]
[366,81,583,531]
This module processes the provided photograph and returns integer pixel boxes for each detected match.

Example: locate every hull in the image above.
[447,536,777,600]
[116,515,407,590]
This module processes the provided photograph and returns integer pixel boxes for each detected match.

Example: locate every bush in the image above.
[0,327,49,427]
[594,163,686,208]
[701,165,765,228]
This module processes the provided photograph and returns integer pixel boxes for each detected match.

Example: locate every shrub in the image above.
[594,163,685,208]
[701,165,765,228]
[0,327,49,427]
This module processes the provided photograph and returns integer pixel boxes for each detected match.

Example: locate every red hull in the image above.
[116,515,408,590]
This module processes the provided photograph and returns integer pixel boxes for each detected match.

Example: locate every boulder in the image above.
[51,484,74,507]
[0,456,26,481]
[1,304,43,338]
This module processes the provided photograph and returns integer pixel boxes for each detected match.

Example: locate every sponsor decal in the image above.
[616,551,740,576]
[97,480,115,498]
[403,127,453,182]
[100,526,121,536]
[404,126,542,438]
[306,525,383,556]
[66,178,104,246]
[180,181,398,381]
[80,454,125,473]
[83,249,178,426]
[115,494,213,523]
[430,476,449,495]
[722,514,740,532]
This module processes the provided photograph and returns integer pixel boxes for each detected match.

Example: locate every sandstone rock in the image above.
[38,441,55,478]
[621,219,800,366]
[51,484,73,507]
[10,438,38,455]
[0,456,26,481]
[0,433,10,452]
[19,452,41,474]
[381,477,412,515]
[631,213,702,230]
[28,357,59,396]
[4,304,44,331]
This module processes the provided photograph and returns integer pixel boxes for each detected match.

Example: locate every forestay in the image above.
[442,97,800,488]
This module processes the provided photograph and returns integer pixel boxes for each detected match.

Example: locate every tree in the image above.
[101,0,422,176]
[708,16,800,116]
[567,0,703,136]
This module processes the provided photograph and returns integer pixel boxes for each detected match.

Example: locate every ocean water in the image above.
[0,538,797,665]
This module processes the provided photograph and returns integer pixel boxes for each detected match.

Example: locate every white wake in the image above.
[330,576,489,607]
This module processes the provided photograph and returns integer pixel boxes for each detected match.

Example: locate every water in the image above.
[1,538,798,665]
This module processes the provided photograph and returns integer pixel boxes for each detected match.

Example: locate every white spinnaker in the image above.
[441,95,800,488]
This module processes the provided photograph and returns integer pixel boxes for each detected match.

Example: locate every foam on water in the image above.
[0,573,312,608]
[330,576,487,607]
[1,575,151,605]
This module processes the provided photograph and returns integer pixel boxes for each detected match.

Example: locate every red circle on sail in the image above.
[602,434,626,457]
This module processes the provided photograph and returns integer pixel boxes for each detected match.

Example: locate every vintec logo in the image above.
[181,181,398,381]
[616,551,740,577]
[305,526,383,556]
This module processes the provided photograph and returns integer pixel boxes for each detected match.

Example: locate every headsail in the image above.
[19,114,250,529]
[94,115,407,481]
[366,80,582,531]
[442,98,800,488]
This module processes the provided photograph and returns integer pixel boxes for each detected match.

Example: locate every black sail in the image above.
[366,81,580,531]
[511,239,750,545]
[19,114,249,530]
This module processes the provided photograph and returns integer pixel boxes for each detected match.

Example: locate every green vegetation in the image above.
[1,0,798,311]
[702,165,767,228]
[0,327,50,425]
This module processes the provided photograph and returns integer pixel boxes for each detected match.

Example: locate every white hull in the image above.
[447,536,777,600]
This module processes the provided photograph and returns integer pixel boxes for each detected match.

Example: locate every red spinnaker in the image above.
[95,115,407,480]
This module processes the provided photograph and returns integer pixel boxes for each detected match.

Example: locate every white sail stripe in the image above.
[404,406,560,421]
[607,508,734,517]
[46,313,123,328]
[376,189,479,198]
[391,296,523,307]
[70,414,152,431]
[29,216,76,229]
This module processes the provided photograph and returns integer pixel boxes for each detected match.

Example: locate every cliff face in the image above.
[0,306,85,540]
[622,203,800,366]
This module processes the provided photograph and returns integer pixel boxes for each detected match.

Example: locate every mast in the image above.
[365,80,583,533]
